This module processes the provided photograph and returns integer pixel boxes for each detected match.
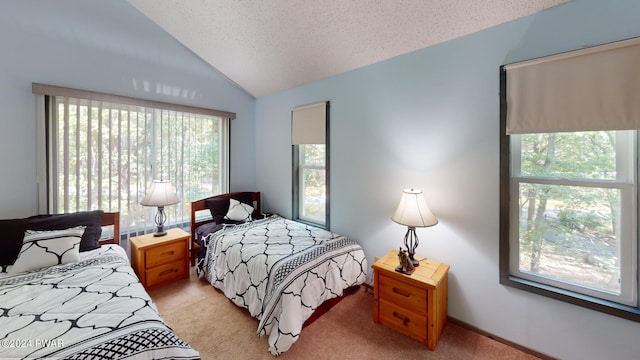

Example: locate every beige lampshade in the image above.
[140,180,180,207]
[391,188,438,228]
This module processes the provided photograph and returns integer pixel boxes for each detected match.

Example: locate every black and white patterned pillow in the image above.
[8,226,85,274]
[224,198,254,222]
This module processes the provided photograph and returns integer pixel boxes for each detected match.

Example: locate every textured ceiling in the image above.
[128,0,572,98]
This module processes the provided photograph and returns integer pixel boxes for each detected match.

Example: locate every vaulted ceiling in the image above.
[128,0,572,98]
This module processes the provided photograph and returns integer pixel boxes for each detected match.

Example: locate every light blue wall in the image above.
[255,0,640,358]
[0,0,256,218]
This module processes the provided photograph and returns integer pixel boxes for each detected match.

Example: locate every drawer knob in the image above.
[160,250,175,257]
[393,311,411,326]
[392,287,411,297]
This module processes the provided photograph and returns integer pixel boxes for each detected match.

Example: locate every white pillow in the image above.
[9,226,85,274]
[224,198,254,222]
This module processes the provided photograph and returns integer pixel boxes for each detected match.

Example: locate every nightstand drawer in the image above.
[146,241,185,268]
[379,298,427,341]
[146,260,186,287]
[379,273,427,313]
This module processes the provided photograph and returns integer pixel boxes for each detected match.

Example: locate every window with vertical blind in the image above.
[500,37,640,320]
[292,101,329,228]
[33,83,232,239]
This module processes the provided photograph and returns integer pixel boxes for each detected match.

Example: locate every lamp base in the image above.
[404,227,421,267]
[407,256,420,267]
[395,265,415,275]
[153,207,168,237]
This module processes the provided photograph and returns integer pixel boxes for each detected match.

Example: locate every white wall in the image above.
[0,0,256,218]
[255,0,640,359]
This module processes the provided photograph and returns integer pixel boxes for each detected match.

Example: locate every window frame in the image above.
[291,101,330,229]
[499,69,640,321]
[509,132,637,306]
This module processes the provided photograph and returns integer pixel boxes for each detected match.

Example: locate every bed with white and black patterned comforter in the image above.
[198,215,367,355]
[0,245,200,360]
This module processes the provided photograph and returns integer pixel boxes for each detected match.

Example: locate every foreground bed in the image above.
[191,192,368,355]
[0,211,200,359]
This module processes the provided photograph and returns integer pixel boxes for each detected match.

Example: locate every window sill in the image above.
[501,275,640,322]
[293,217,326,230]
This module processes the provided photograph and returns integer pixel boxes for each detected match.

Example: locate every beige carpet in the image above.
[149,270,542,360]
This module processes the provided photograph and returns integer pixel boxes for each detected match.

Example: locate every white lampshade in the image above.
[391,188,438,228]
[140,180,180,207]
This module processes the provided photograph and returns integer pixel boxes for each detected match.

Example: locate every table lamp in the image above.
[391,188,438,266]
[140,180,180,236]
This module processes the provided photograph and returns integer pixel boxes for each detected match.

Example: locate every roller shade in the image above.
[291,101,327,144]
[504,37,640,134]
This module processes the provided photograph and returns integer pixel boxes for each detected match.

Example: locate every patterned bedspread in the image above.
[199,215,367,355]
[0,245,200,360]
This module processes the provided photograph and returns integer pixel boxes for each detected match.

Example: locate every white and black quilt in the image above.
[199,215,367,355]
[0,245,200,360]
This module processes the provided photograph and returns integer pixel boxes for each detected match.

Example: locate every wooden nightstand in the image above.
[130,228,190,290]
[372,250,449,350]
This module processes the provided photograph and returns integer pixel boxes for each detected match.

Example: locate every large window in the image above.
[509,131,636,306]
[500,37,640,320]
[291,101,329,228]
[34,84,232,239]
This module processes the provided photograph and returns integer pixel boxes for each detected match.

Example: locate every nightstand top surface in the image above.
[130,227,190,248]
[372,249,449,287]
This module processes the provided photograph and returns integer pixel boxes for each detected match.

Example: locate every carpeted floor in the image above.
[148,270,543,360]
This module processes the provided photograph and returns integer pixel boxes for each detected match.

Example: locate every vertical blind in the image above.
[33,83,233,239]
[504,36,640,134]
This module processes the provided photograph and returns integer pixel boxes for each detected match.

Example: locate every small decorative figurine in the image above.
[396,247,415,275]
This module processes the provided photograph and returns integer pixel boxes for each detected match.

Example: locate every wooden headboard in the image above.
[190,192,261,241]
[99,212,121,246]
